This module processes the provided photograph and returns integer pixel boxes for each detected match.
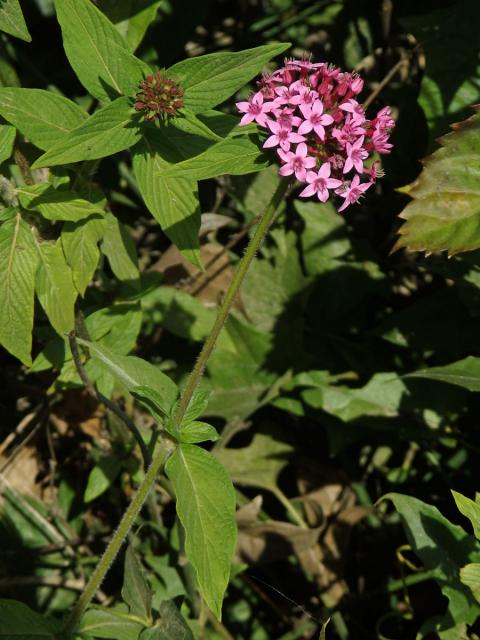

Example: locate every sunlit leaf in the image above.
[166,444,236,619]
[394,109,480,256]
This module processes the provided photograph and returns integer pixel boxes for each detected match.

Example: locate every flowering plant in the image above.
[237,58,394,211]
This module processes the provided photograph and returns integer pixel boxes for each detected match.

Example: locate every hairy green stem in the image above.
[62,178,290,636]
[174,178,291,426]
[62,438,174,636]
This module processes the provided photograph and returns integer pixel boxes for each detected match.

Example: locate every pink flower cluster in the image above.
[236,59,394,212]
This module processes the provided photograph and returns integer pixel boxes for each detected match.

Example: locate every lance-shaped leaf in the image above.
[77,338,178,413]
[0,599,60,638]
[32,97,141,168]
[167,42,290,113]
[55,0,149,103]
[0,0,31,42]
[394,109,480,256]
[34,238,77,336]
[0,212,38,365]
[166,444,236,619]
[97,0,164,53]
[17,184,105,222]
[0,88,87,150]
[77,608,144,640]
[101,213,139,282]
[160,136,270,181]
[132,128,201,268]
[62,215,106,295]
[406,356,480,392]
[122,546,152,620]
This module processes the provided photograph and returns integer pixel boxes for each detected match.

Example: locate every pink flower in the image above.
[369,131,393,154]
[337,175,372,212]
[278,142,316,181]
[239,57,395,212]
[263,120,305,151]
[236,91,274,127]
[343,135,369,173]
[272,107,302,129]
[299,163,343,202]
[331,115,366,147]
[339,99,366,125]
[298,100,334,140]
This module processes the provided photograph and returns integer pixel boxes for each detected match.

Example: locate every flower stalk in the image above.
[62,177,291,636]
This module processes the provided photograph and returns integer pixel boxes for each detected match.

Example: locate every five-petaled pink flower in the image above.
[299,163,343,202]
[343,135,369,174]
[236,57,395,211]
[236,92,273,127]
[278,143,316,181]
[298,100,334,140]
[263,120,305,152]
[337,175,372,212]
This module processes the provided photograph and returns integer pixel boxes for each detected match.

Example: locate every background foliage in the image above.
[1,0,480,638]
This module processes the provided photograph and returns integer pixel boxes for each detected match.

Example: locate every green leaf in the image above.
[101,213,139,282]
[407,356,480,392]
[17,184,105,221]
[32,97,141,169]
[34,238,77,336]
[0,88,87,150]
[55,0,149,103]
[122,546,152,620]
[77,338,178,412]
[132,385,170,425]
[294,199,350,274]
[453,491,480,539]
[167,42,290,113]
[0,124,15,164]
[302,373,406,423]
[0,0,31,42]
[384,493,480,631]
[62,215,106,295]
[165,444,237,619]
[394,109,480,256]
[460,563,480,603]
[139,601,194,640]
[0,599,60,638]
[84,454,122,502]
[161,136,269,180]
[214,432,292,492]
[401,0,480,135]
[179,421,219,444]
[182,390,211,424]
[132,133,201,268]
[0,213,38,365]
[98,0,165,52]
[141,286,215,342]
[78,607,145,639]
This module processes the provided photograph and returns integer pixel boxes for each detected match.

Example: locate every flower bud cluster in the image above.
[134,72,184,120]
[236,59,394,211]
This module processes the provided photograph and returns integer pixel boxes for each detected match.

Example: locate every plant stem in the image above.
[61,438,174,636]
[174,178,291,426]
[62,178,290,635]
[69,331,152,470]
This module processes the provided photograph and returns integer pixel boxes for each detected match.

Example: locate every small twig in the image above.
[68,331,151,470]
[0,416,44,475]
[0,403,43,456]
[363,58,409,110]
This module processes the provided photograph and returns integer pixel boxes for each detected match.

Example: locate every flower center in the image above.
[135,72,184,120]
